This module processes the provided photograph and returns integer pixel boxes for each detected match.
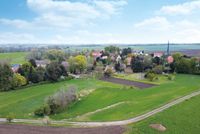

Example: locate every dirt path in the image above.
[0,124,125,134]
[72,101,128,120]
[101,77,155,89]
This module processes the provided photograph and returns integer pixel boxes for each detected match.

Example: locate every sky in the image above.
[0,0,200,44]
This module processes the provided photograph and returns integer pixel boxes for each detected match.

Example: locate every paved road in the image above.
[101,77,155,89]
[1,90,200,127]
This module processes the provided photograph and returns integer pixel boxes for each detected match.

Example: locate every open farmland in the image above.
[0,52,28,64]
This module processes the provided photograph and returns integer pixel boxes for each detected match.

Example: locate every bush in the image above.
[65,75,74,80]
[44,86,77,115]
[152,65,164,74]
[104,67,113,77]
[34,105,51,116]
[42,116,51,125]
[6,113,15,123]
[167,74,175,80]
[145,71,158,81]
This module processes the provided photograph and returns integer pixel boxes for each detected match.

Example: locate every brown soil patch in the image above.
[0,124,125,134]
[101,77,155,89]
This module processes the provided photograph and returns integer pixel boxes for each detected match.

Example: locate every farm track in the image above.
[100,77,155,89]
[1,90,200,127]
[72,101,128,120]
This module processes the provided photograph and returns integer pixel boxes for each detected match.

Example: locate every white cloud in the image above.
[134,16,172,31]
[159,0,200,15]
[0,0,127,29]
[0,32,37,44]
[0,19,33,29]
[94,0,127,17]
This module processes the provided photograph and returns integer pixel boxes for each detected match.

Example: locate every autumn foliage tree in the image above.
[74,55,87,73]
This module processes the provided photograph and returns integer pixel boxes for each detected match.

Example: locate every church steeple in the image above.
[167,41,170,56]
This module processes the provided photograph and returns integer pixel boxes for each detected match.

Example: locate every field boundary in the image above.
[1,90,200,127]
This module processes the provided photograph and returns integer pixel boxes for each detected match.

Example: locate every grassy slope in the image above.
[0,78,123,119]
[128,95,200,134]
[57,74,200,121]
[0,52,28,64]
[0,74,200,122]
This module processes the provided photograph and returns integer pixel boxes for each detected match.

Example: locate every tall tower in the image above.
[167,41,170,56]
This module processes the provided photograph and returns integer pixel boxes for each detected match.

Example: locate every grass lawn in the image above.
[128,94,200,134]
[0,74,200,122]
[0,52,28,64]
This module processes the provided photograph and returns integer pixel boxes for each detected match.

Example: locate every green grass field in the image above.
[0,78,123,119]
[0,74,200,122]
[0,52,28,64]
[128,94,200,134]
[58,74,199,121]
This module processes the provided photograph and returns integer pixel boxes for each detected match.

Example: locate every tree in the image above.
[172,52,183,62]
[46,49,65,62]
[114,62,124,72]
[0,62,13,91]
[152,57,162,65]
[29,59,37,68]
[143,55,153,70]
[74,55,87,73]
[29,67,46,83]
[27,50,44,60]
[175,58,192,74]
[131,56,144,72]
[12,73,27,87]
[18,62,32,79]
[68,57,77,74]
[104,46,120,53]
[121,48,132,56]
[46,62,67,82]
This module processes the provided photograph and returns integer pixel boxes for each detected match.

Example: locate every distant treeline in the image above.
[1,43,200,53]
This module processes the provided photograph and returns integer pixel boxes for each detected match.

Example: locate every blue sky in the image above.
[0,0,200,44]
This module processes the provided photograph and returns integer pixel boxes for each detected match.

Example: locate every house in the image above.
[167,56,174,64]
[116,55,122,63]
[101,56,108,60]
[153,52,164,58]
[61,61,69,68]
[126,57,132,66]
[35,60,50,68]
[92,51,102,58]
[11,64,20,73]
